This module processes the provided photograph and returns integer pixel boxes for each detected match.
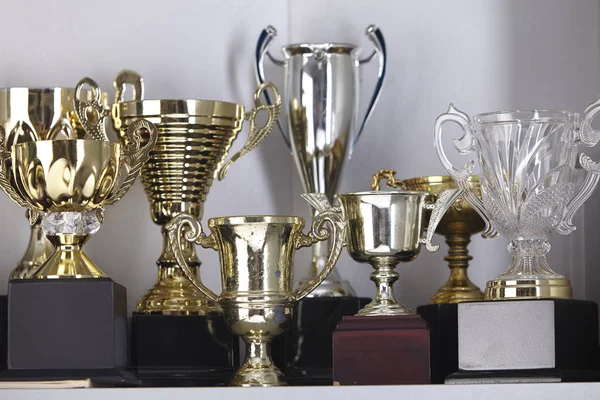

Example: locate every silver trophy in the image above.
[256,25,387,296]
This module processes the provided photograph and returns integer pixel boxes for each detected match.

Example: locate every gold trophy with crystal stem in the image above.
[0,87,107,278]
[111,70,281,315]
[371,170,485,304]
[0,77,157,279]
[165,207,345,387]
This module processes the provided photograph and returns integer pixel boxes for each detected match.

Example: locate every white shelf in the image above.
[1,382,600,400]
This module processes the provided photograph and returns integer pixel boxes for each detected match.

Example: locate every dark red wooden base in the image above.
[332,315,430,385]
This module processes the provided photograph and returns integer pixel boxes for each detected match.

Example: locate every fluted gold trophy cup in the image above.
[166,207,345,387]
[111,70,282,385]
[372,170,485,304]
[0,87,107,279]
[0,78,157,383]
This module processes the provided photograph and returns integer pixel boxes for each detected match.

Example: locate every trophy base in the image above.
[453,299,599,380]
[0,296,6,371]
[417,303,458,384]
[332,315,430,385]
[295,278,356,297]
[485,278,572,300]
[0,368,138,386]
[135,277,221,315]
[3,278,131,384]
[272,296,370,386]
[130,314,239,386]
[430,279,484,304]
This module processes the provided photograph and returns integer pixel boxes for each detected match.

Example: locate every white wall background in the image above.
[0,0,597,313]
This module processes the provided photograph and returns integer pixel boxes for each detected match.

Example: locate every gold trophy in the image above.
[0,87,107,278]
[372,170,485,303]
[165,209,346,386]
[0,78,157,279]
[111,70,282,315]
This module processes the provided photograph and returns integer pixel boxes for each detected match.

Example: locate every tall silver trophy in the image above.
[256,25,386,296]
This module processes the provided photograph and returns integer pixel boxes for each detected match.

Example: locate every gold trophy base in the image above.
[431,273,484,304]
[36,234,107,279]
[135,265,221,315]
[231,339,286,387]
[485,278,573,300]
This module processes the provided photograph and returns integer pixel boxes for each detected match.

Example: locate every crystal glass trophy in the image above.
[435,104,600,299]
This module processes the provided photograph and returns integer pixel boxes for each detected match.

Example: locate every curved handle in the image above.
[74,77,110,141]
[111,70,144,132]
[103,118,158,205]
[434,104,496,238]
[255,25,289,149]
[165,213,220,302]
[422,188,464,251]
[0,126,40,224]
[294,208,346,301]
[353,25,387,149]
[558,97,600,234]
[371,169,406,190]
[217,82,282,180]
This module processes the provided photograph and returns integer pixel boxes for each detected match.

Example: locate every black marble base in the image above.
[273,296,371,386]
[417,303,458,384]
[0,296,6,372]
[130,314,239,386]
[1,278,132,385]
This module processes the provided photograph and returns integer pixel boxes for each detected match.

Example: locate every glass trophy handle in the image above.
[111,70,144,131]
[217,82,282,180]
[104,118,159,206]
[255,25,289,148]
[74,77,110,141]
[353,25,387,149]
[166,213,220,303]
[0,126,39,224]
[434,104,496,238]
[421,189,464,251]
[294,198,346,301]
[558,97,600,234]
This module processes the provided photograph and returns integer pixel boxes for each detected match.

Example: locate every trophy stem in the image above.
[357,258,412,316]
[430,227,484,304]
[232,336,286,387]
[485,239,572,300]
[135,229,221,315]
[9,216,54,280]
[35,234,107,279]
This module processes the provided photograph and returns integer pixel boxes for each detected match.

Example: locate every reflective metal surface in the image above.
[112,70,281,315]
[0,87,107,279]
[303,188,463,316]
[165,210,345,387]
[256,25,386,297]
[0,78,157,279]
[372,170,485,304]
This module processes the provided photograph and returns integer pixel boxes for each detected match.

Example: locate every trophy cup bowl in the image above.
[112,70,282,315]
[303,188,464,316]
[0,87,108,279]
[372,170,485,304]
[256,25,386,297]
[165,209,346,387]
[435,104,600,299]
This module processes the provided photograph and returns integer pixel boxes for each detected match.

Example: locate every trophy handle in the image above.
[371,169,407,190]
[103,118,158,205]
[421,188,465,251]
[165,213,220,302]
[353,25,387,149]
[434,104,496,238]
[558,97,600,234]
[111,70,144,132]
[0,126,40,224]
[216,82,282,180]
[255,25,289,149]
[294,204,346,301]
[74,77,110,141]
